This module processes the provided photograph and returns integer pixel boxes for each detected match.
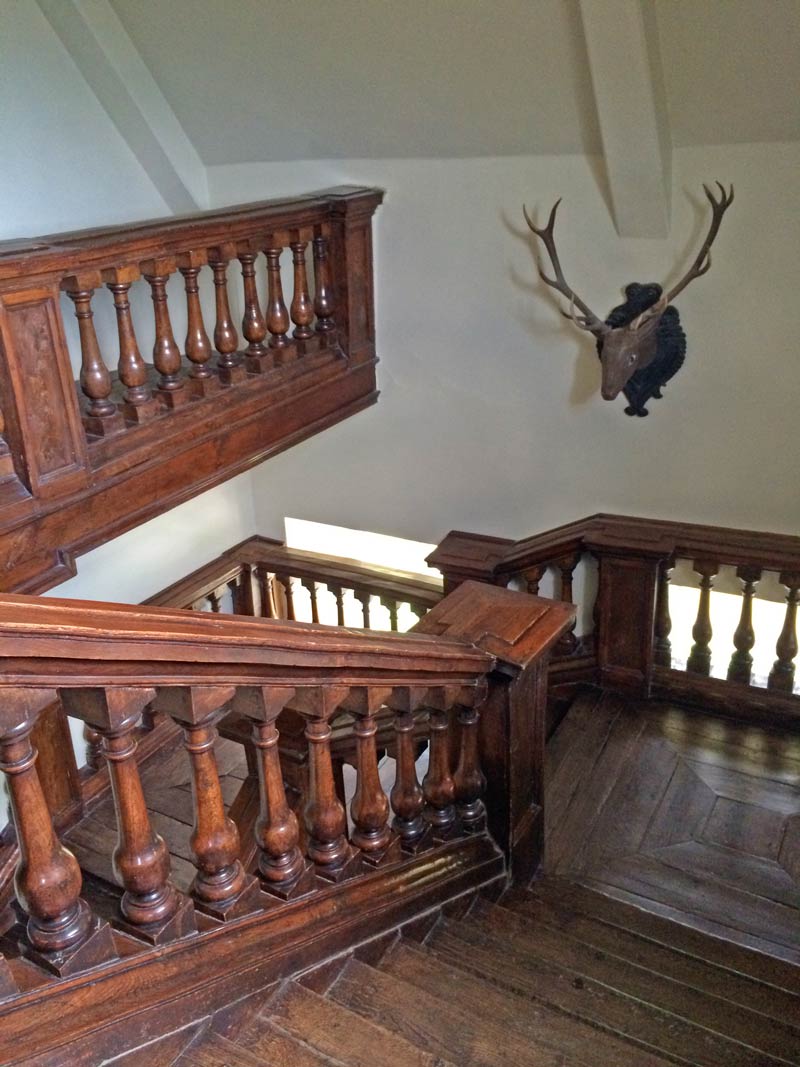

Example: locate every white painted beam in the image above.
[36,0,207,213]
[579,0,671,237]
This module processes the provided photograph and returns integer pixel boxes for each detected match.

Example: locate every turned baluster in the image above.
[291,687,358,880]
[231,686,314,898]
[239,249,269,371]
[60,687,194,943]
[207,588,222,613]
[300,578,320,623]
[388,687,429,851]
[276,574,296,620]
[138,259,185,410]
[422,689,457,834]
[727,566,762,684]
[179,254,218,394]
[154,686,260,919]
[265,246,291,356]
[687,560,719,675]
[312,233,335,334]
[327,585,346,626]
[290,239,315,344]
[104,268,156,422]
[453,685,487,832]
[355,589,372,628]
[83,722,104,771]
[380,595,399,632]
[522,565,546,596]
[555,554,580,655]
[343,688,395,863]
[209,246,244,385]
[63,276,123,435]
[0,689,115,975]
[768,572,800,693]
[257,565,278,618]
[653,558,675,668]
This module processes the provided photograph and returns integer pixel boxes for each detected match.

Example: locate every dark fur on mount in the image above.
[597,283,686,417]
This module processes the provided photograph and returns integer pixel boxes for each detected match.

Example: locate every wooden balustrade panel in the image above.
[422,694,457,836]
[0,187,383,594]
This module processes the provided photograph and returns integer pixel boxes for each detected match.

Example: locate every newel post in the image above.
[592,547,666,696]
[326,188,384,364]
[414,581,575,883]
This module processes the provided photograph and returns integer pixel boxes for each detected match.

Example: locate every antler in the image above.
[665,181,734,303]
[623,181,734,333]
[523,200,609,336]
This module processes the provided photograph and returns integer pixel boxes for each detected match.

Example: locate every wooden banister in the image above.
[0,187,383,594]
[431,514,800,728]
[0,578,571,1012]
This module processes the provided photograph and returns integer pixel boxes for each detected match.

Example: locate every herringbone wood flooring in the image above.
[546,690,800,962]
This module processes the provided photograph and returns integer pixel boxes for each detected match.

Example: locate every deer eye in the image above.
[628,353,637,365]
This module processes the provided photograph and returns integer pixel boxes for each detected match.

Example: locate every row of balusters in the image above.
[1,682,484,975]
[191,566,431,632]
[654,559,800,691]
[62,233,337,437]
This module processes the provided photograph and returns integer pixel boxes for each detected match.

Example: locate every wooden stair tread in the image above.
[378,938,675,1067]
[264,980,457,1067]
[330,952,587,1067]
[499,887,800,1025]
[522,876,800,993]
[429,915,798,1067]
[470,897,800,1058]
[236,1013,345,1066]
[177,1030,285,1066]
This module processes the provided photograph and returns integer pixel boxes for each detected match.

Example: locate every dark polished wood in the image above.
[63,280,123,435]
[727,565,762,684]
[239,248,268,370]
[230,685,314,899]
[142,259,184,402]
[387,687,430,851]
[290,240,315,341]
[312,234,335,334]
[653,558,674,668]
[0,187,383,594]
[546,690,800,964]
[344,687,395,862]
[59,687,194,943]
[154,686,260,920]
[0,688,115,976]
[687,560,719,676]
[209,247,243,385]
[770,572,800,693]
[265,247,290,354]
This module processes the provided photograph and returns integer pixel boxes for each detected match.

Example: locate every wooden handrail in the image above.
[0,592,490,688]
[431,514,800,725]
[145,535,443,617]
[0,578,573,1002]
[0,187,383,594]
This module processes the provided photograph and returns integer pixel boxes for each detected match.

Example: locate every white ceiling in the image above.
[110,0,799,166]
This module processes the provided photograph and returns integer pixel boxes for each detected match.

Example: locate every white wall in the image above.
[208,143,800,548]
[0,4,259,604]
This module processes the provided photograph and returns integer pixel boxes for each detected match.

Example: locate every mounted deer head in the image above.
[523,183,734,404]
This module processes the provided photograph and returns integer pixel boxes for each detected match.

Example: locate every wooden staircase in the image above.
[153,876,800,1067]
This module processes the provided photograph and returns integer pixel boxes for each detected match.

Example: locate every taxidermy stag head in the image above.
[523,183,734,416]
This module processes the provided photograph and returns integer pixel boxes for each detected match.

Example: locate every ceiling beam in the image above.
[36,0,208,213]
[579,0,671,237]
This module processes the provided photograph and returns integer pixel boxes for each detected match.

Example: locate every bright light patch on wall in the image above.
[284,518,440,579]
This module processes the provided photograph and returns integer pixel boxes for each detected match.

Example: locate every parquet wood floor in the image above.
[546,690,800,963]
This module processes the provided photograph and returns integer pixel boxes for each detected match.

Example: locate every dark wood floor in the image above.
[546,690,800,963]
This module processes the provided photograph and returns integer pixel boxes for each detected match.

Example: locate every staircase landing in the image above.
[547,690,800,964]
